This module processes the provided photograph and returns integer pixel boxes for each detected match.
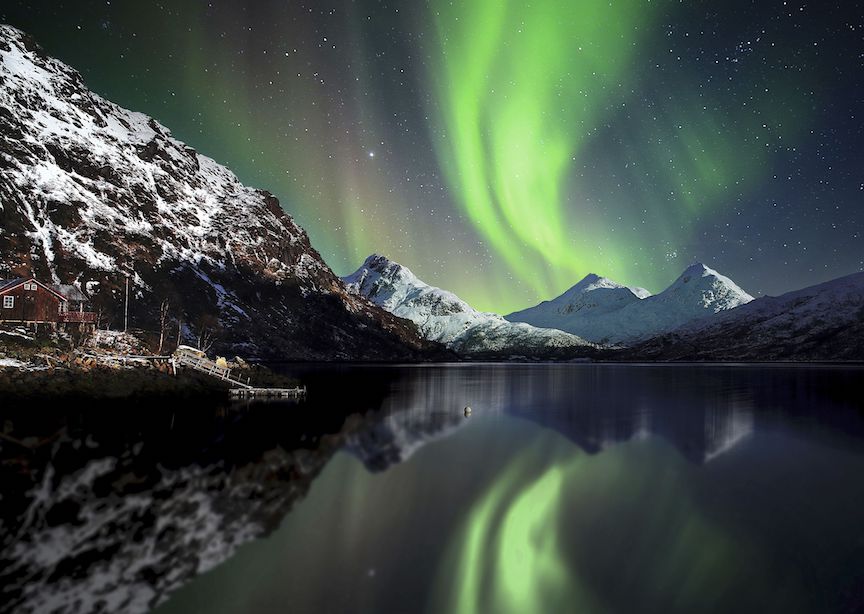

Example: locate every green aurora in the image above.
[427,0,659,296]
[425,0,810,302]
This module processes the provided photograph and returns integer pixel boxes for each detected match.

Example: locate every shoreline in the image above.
[0,364,233,400]
[3,357,862,400]
[0,327,300,399]
[3,327,861,400]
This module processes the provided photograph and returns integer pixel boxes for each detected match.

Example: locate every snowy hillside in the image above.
[507,263,753,345]
[343,255,595,357]
[635,272,864,361]
[0,25,434,359]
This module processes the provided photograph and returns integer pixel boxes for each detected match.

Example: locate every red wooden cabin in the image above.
[0,278,96,325]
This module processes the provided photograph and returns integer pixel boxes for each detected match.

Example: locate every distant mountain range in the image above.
[344,255,754,353]
[346,255,864,361]
[506,263,754,345]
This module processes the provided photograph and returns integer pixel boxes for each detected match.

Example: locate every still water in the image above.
[1,364,863,613]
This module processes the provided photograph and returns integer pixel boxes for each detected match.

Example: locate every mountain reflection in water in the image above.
[1,364,863,614]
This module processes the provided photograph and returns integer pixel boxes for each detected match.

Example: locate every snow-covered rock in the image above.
[343,255,595,357]
[507,263,753,345]
[635,272,864,361]
[0,357,24,368]
[0,25,433,359]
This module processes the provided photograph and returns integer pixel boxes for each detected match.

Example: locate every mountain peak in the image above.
[352,254,419,284]
[362,253,396,272]
[672,263,744,289]
[562,272,650,299]
[678,262,718,278]
[343,255,430,309]
[665,263,754,311]
[567,273,620,294]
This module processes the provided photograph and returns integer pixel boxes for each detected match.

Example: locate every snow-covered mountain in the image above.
[0,25,436,359]
[342,255,595,357]
[506,273,650,331]
[507,263,754,345]
[634,272,864,361]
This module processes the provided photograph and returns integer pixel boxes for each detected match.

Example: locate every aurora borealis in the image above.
[3,1,863,312]
[427,0,659,295]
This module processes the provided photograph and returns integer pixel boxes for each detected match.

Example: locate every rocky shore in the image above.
[0,327,295,399]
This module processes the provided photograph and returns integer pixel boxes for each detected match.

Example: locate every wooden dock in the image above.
[228,386,307,399]
[173,348,253,388]
[172,346,306,398]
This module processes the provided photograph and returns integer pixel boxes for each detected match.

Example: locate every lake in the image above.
[1,364,863,613]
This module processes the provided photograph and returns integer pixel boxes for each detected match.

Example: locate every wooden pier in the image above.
[172,346,305,398]
[228,386,307,399]
[173,347,253,388]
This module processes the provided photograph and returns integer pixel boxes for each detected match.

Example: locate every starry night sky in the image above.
[3,1,863,312]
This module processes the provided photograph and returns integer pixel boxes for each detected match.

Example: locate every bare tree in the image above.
[193,314,220,354]
[197,326,214,354]
[158,299,170,354]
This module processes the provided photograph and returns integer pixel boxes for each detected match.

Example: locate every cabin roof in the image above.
[52,284,86,302]
[0,278,26,292]
[0,277,68,301]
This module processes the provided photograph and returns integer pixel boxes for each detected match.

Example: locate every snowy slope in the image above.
[0,25,320,282]
[507,263,753,345]
[635,272,864,361]
[0,25,434,359]
[343,255,595,356]
[506,273,650,332]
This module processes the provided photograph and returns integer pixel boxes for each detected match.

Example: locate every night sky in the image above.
[3,1,863,312]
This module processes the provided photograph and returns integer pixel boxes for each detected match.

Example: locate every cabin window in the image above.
[24,282,36,291]
[3,296,13,309]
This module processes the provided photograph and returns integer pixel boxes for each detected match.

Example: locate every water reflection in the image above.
[0,370,398,614]
[1,365,863,614]
[338,364,863,469]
